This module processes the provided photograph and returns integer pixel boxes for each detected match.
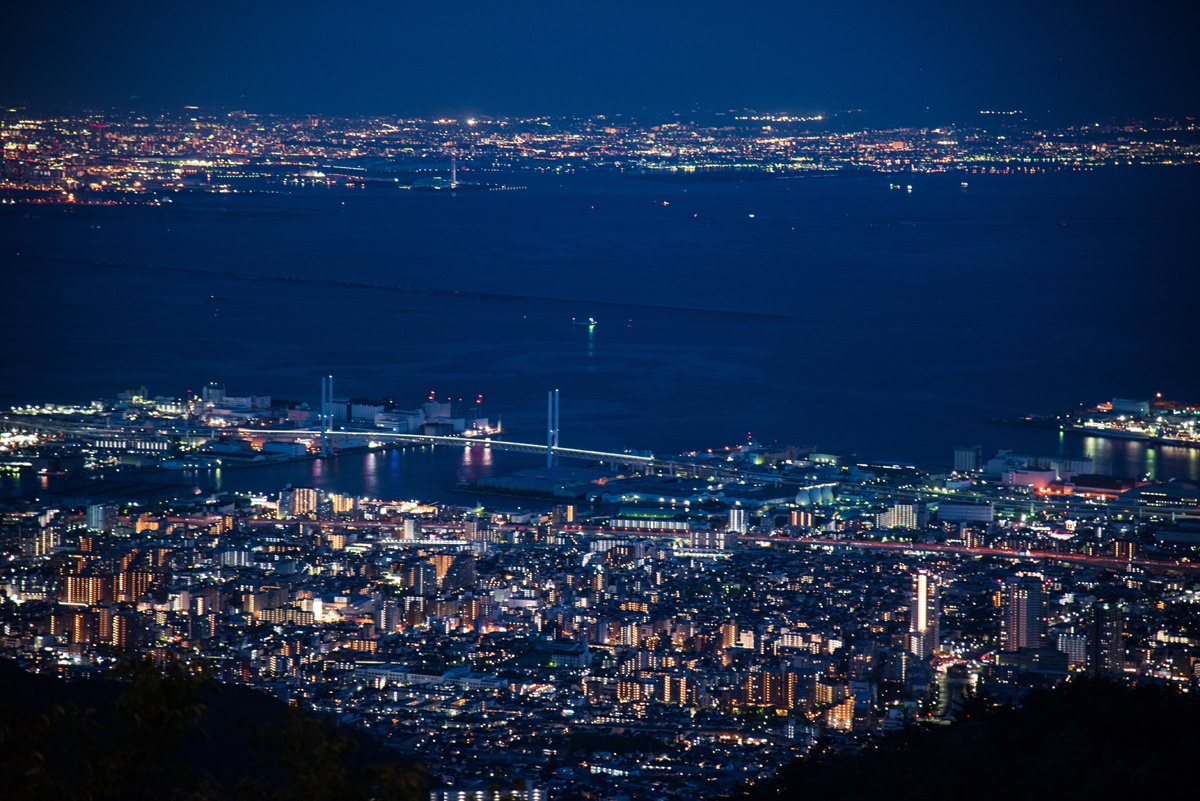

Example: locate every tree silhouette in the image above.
[744,678,1200,801]
[0,657,426,801]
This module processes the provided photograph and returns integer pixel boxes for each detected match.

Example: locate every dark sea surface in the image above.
[3,168,1198,498]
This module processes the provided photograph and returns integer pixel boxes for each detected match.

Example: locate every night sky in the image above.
[4,0,1197,121]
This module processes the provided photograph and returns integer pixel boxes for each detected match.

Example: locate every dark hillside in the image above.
[0,658,426,801]
[740,678,1200,801]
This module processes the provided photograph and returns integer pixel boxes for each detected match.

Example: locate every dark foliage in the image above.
[743,678,1200,801]
[0,658,426,801]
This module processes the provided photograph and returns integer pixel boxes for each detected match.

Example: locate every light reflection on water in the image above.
[5,170,1199,480]
[169,444,543,505]
[458,444,494,487]
[1077,435,1199,482]
[1,433,1196,504]
[162,434,1200,501]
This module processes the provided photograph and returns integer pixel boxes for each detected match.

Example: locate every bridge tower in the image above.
[320,375,333,458]
[547,389,559,468]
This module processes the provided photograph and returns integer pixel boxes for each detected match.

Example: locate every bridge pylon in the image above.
[547,389,560,468]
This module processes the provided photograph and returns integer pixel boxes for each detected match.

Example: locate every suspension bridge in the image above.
[2,385,659,469]
[243,427,654,467]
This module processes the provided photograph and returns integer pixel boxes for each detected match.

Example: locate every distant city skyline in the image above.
[5,1,1198,121]
[4,108,1195,212]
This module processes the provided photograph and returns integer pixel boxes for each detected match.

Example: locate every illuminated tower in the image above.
[546,389,559,468]
[376,599,400,634]
[320,375,333,458]
[86,504,118,533]
[908,570,939,659]
[1001,576,1046,651]
[1087,602,1125,676]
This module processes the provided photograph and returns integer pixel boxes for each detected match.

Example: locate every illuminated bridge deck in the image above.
[243,428,655,466]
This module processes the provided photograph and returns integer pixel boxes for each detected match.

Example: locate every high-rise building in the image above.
[1002,576,1046,651]
[329,492,358,514]
[290,487,320,517]
[879,503,918,531]
[908,570,940,659]
[403,560,438,597]
[110,611,134,649]
[743,671,798,709]
[825,696,855,731]
[1056,632,1088,669]
[278,487,320,518]
[86,504,118,533]
[728,508,748,534]
[690,529,732,550]
[442,554,477,591]
[656,674,689,706]
[790,509,813,527]
[1112,540,1139,561]
[954,445,982,473]
[376,598,400,634]
[1087,603,1125,676]
[62,575,111,606]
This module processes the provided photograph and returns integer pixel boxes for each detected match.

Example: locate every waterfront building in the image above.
[953,445,982,473]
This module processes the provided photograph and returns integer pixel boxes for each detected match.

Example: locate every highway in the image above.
[736,534,1200,574]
